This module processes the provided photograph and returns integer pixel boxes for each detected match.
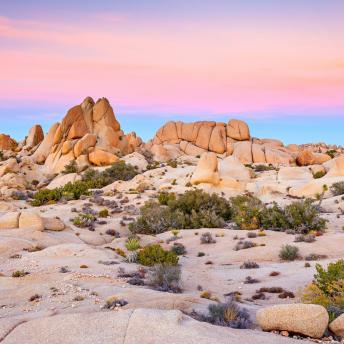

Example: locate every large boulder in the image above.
[190,152,220,185]
[0,134,17,151]
[233,141,253,164]
[326,155,344,177]
[43,217,65,231]
[18,212,44,231]
[329,313,344,337]
[0,212,20,229]
[0,158,19,177]
[278,167,313,182]
[121,152,148,172]
[256,304,329,338]
[227,119,250,141]
[74,134,97,158]
[89,148,119,166]
[296,150,315,166]
[219,156,251,181]
[25,124,44,148]
[265,147,292,165]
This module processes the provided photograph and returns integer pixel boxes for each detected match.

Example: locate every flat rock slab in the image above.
[2,309,308,344]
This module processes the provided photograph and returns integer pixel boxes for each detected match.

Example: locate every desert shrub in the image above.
[314,259,344,296]
[11,190,28,200]
[98,209,109,218]
[234,241,256,251]
[167,159,178,168]
[284,199,327,233]
[244,276,260,284]
[12,270,29,277]
[202,298,251,329]
[125,238,141,251]
[81,161,138,188]
[73,213,96,228]
[170,243,187,256]
[129,201,186,235]
[31,188,63,206]
[305,253,327,261]
[260,203,289,230]
[240,261,259,269]
[130,190,231,234]
[313,170,326,179]
[279,245,299,261]
[102,295,128,309]
[157,191,176,205]
[331,182,344,196]
[169,190,232,220]
[200,232,216,244]
[137,244,179,266]
[147,264,181,293]
[247,232,257,238]
[63,160,77,174]
[230,195,263,230]
[326,150,337,159]
[254,164,275,172]
[0,150,3,161]
[294,234,316,243]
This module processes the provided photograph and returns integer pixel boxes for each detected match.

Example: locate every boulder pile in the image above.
[146,119,336,165]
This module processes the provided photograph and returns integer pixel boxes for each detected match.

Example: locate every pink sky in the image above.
[1,8,344,116]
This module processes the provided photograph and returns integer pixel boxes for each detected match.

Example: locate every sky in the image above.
[0,0,344,144]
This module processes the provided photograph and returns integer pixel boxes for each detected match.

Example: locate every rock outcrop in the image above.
[257,304,329,339]
[329,313,344,337]
[0,308,300,344]
[32,97,142,173]
[0,134,17,151]
[147,119,296,165]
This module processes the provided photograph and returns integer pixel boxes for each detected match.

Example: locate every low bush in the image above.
[240,261,259,269]
[302,260,344,320]
[125,238,141,251]
[130,190,231,234]
[234,241,256,251]
[279,245,299,261]
[200,232,216,244]
[73,213,96,228]
[201,298,252,329]
[147,264,181,293]
[98,209,109,218]
[294,234,316,243]
[231,195,263,230]
[331,182,344,196]
[137,244,179,266]
[62,160,77,174]
[170,243,187,256]
[313,170,326,179]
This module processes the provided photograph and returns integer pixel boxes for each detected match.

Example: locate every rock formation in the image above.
[30,97,142,173]
[147,119,332,165]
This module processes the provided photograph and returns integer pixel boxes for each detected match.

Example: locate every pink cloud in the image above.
[0,15,343,115]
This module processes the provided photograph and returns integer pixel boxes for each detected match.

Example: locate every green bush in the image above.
[260,202,289,230]
[72,213,96,228]
[31,188,63,206]
[137,244,179,266]
[313,171,326,179]
[158,191,176,205]
[147,264,181,293]
[130,190,231,234]
[279,245,299,261]
[314,259,344,296]
[98,209,109,218]
[326,150,337,159]
[284,199,327,233]
[62,160,78,174]
[331,182,344,196]
[231,195,263,230]
[125,238,141,251]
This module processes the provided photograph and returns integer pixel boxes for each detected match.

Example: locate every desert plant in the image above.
[137,244,179,266]
[102,295,128,309]
[230,195,263,230]
[331,182,344,196]
[157,191,176,205]
[98,209,109,218]
[63,160,77,174]
[73,213,96,228]
[147,264,181,293]
[170,243,187,256]
[234,241,256,251]
[125,237,141,251]
[240,261,259,269]
[279,245,299,261]
[203,298,252,329]
[313,170,326,179]
[200,232,216,244]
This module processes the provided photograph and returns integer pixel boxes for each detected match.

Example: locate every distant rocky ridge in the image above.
[146,119,343,165]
